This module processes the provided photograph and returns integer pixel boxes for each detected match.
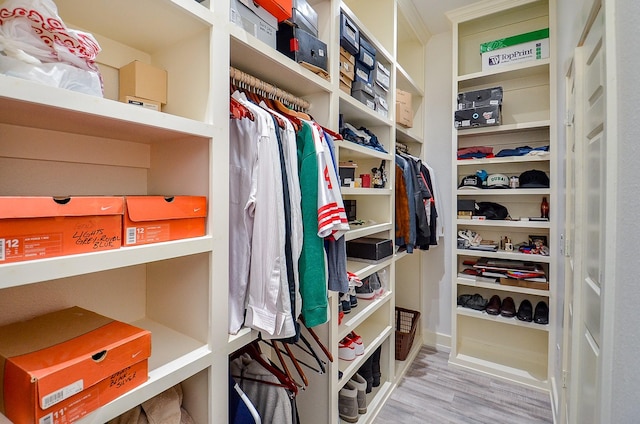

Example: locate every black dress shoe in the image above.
[467,293,488,311]
[516,299,533,322]
[485,295,501,315]
[500,297,516,318]
[457,294,472,307]
[534,301,549,324]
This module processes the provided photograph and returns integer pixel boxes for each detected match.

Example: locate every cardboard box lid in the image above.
[0,307,151,412]
[0,196,124,219]
[125,196,207,222]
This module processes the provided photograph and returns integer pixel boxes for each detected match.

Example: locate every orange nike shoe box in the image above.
[122,196,207,246]
[0,196,124,263]
[0,307,151,424]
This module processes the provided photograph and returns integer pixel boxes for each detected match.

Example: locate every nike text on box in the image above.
[0,196,124,263]
[0,306,150,424]
[123,196,207,246]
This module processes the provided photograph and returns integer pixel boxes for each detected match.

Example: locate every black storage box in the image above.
[457,199,476,212]
[277,22,328,71]
[291,0,318,37]
[340,12,359,55]
[457,86,503,110]
[347,237,393,261]
[357,36,376,70]
[454,104,501,129]
[344,200,357,221]
[354,60,372,84]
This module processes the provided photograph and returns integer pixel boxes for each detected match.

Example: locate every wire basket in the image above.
[395,307,420,361]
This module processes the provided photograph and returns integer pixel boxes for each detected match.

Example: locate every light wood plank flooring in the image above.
[374,347,553,424]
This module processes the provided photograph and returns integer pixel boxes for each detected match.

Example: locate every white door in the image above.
[569,7,606,424]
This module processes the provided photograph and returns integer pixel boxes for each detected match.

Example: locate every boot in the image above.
[371,346,382,387]
[357,355,374,393]
[350,373,368,414]
[338,381,359,423]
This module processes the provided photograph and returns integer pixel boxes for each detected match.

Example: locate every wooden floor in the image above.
[374,347,553,424]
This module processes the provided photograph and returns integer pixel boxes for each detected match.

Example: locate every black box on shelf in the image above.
[357,36,376,70]
[354,60,373,84]
[291,0,318,37]
[344,200,357,221]
[457,199,476,212]
[347,237,393,261]
[340,12,359,55]
[454,104,501,129]
[339,163,357,186]
[277,22,327,71]
[457,86,503,110]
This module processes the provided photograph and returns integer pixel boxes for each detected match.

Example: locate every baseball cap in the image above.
[458,175,483,190]
[519,170,550,188]
[486,173,509,188]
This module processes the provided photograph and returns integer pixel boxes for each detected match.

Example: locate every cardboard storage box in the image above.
[0,306,151,424]
[340,79,352,94]
[123,196,207,246]
[119,60,167,105]
[454,104,501,129]
[339,48,355,81]
[375,94,389,118]
[396,88,412,108]
[231,0,278,49]
[346,237,393,261]
[457,86,503,110]
[480,28,550,71]
[396,102,413,128]
[291,0,318,36]
[340,12,359,55]
[373,61,390,93]
[351,80,375,110]
[122,95,161,111]
[354,60,372,84]
[0,196,124,263]
[277,22,328,71]
[254,0,292,22]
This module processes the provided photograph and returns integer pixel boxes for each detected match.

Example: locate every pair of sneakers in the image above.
[338,373,368,423]
[355,272,384,300]
[338,331,364,361]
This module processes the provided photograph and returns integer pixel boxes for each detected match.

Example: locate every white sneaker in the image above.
[339,339,356,361]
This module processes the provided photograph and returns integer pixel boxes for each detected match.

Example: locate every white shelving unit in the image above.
[0,0,429,423]
[447,0,556,391]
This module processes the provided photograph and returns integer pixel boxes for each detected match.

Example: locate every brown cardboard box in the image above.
[396,102,413,128]
[119,60,168,105]
[396,88,412,108]
[0,307,151,424]
[340,47,355,65]
[499,278,549,291]
[339,58,355,81]
[123,196,207,246]
[122,95,161,111]
[0,196,124,263]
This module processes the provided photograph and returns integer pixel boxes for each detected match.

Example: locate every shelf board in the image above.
[457,59,550,87]
[339,92,394,128]
[396,64,425,97]
[456,249,551,263]
[229,26,333,97]
[396,125,424,145]
[78,317,212,424]
[227,327,260,355]
[334,140,393,161]
[457,307,549,331]
[0,75,214,141]
[346,257,394,279]
[457,188,550,196]
[341,187,393,196]
[457,278,550,297]
[456,120,551,137]
[456,219,550,229]
[338,324,393,384]
[345,222,393,241]
[339,290,392,340]
[0,237,214,289]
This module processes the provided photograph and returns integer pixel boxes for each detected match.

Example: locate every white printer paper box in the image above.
[480,28,549,71]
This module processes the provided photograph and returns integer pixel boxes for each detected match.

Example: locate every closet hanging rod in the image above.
[230,66,310,112]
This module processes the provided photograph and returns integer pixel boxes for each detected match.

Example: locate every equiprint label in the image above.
[41,380,83,409]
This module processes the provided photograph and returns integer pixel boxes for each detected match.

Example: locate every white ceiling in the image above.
[410,0,481,35]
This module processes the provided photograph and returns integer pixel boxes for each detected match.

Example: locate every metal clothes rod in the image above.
[230,66,310,112]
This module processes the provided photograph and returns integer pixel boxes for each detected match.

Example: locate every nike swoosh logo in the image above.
[194,208,201,212]
[101,206,112,211]
[132,351,142,359]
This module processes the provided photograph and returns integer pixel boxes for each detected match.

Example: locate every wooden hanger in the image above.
[230,341,299,395]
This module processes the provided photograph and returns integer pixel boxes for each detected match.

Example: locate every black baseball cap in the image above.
[458,175,483,190]
[519,170,549,188]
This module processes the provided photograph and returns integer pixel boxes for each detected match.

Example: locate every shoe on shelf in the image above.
[338,381,359,423]
[516,299,533,322]
[349,286,358,309]
[500,296,516,318]
[371,345,382,388]
[485,294,501,315]
[467,293,488,311]
[357,356,374,393]
[457,294,472,307]
[350,373,368,414]
[340,292,352,314]
[345,331,364,356]
[339,339,356,361]
[534,301,549,325]
[355,277,376,300]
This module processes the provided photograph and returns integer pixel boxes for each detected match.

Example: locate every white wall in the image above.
[421,31,454,347]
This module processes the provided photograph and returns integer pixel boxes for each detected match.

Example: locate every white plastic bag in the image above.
[0,0,103,96]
